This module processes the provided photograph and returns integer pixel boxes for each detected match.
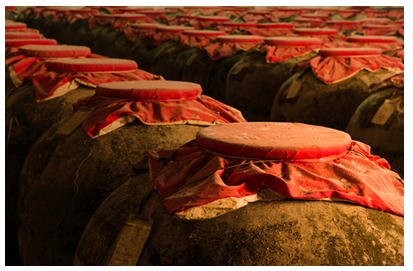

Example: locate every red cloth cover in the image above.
[307,48,404,83]
[65,9,99,24]
[217,22,258,34]
[325,21,361,32]
[257,37,323,62]
[271,9,302,19]
[31,59,161,102]
[346,36,402,52]
[151,26,195,46]
[180,30,226,49]
[145,122,404,218]
[195,16,231,30]
[388,9,404,20]
[364,8,391,18]
[204,35,264,60]
[123,24,160,43]
[73,81,247,137]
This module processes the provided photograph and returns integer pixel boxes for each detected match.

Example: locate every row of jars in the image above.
[6,7,404,266]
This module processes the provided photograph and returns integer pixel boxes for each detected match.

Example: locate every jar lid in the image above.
[222,22,257,27]
[294,18,323,23]
[256,22,294,28]
[115,14,146,20]
[18,45,91,58]
[95,81,202,101]
[326,21,359,25]
[365,9,388,14]
[362,24,398,29]
[319,48,382,57]
[5,21,27,29]
[156,25,195,33]
[44,58,138,72]
[347,35,398,43]
[5,32,43,39]
[182,30,227,37]
[5,39,58,47]
[132,23,161,30]
[216,35,264,43]
[361,18,393,24]
[301,14,331,20]
[196,16,231,22]
[294,28,338,35]
[195,122,352,160]
[264,37,323,46]
[69,9,98,13]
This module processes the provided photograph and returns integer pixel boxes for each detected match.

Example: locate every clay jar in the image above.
[270,48,404,131]
[346,75,404,176]
[74,122,404,266]
[60,9,100,46]
[183,35,264,101]
[76,14,118,50]
[18,80,246,266]
[226,37,322,121]
[150,29,226,81]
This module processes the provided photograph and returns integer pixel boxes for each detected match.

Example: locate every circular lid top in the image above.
[365,9,388,14]
[44,58,138,72]
[115,13,146,20]
[326,20,359,25]
[156,25,195,33]
[196,16,231,22]
[362,24,398,29]
[361,18,393,24]
[18,45,91,58]
[132,23,161,30]
[216,35,264,43]
[264,37,323,46]
[294,17,323,23]
[176,14,198,19]
[5,21,27,29]
[257,22,294,28]
[95,81,202,101]
[294,28,338,35]
[222,22,257,27]
[5,32,43,39]
[347,35,398,43]
[5,38,58,47]
[195,122,353,160]
[70,9,99,13]
[301,14,331,20]
[319,48,382,57]
[182,30,227,37]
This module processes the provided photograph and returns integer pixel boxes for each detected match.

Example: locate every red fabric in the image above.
[308,53,404,83]
[180,30,226,49]
[5,6,18,13]
[74,94,246,137]
[271,10,302,19]
[151,27,194,46]
[384,49,404,62]
[364,9,390,18]
[256,43,321,63]
[122,25,159,43]
[293,18,325,28]
[325,21,361,32]
[31,68,161,102]
[44,58,137,72]
[145,138,403,217]
[5,39,57,47]
[87,15,117,30]
[65,10,98,24]
[388,10,404,20]
[170,15,199,26]
[19,45,91,58]
[204,36,264,60]
[318,9,359,19]
[183,7,222,15]
[5,32,43,39]
[248,27,295,37]
[242,13,277,23]
[216,23,257,34]
[398,29,404,37]
[5,28,40,33]
[301,14,331,21]
[362,27,400,36]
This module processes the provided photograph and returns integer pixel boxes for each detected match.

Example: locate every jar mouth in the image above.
[156,26,195,33]
[44,58,138,73]
[319,48,382,57]
[95,81,203,101]
[5,39,58,47]
[19,45,91,58]
[195,122,353,160]
[182,30,226,37]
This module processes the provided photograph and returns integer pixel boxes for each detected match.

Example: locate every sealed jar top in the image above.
[195,122,352,160]
[361,18,393,24]
[222,22,257,27]
[115,14,146,20]
[132,23,161,30]
[264,37,323,46]
[45,58,138,72]
[319,48,382,57]
[257,22,294,28]
[5,39,58,47]
[156,25,195,33]
[216,35,264,43]
[347,35,399,43]
[294,28,338,35]
[182,30,227,36]
[301,14,331,20]
[196,16,231,22]
[326,20,359,25]
[362,24,398,29]
[5,32,43,39]
[18,45,91,58]
[294,18,323,23]
[5,21,27,29]
[95,80,202,101]
[69,9,98,13]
